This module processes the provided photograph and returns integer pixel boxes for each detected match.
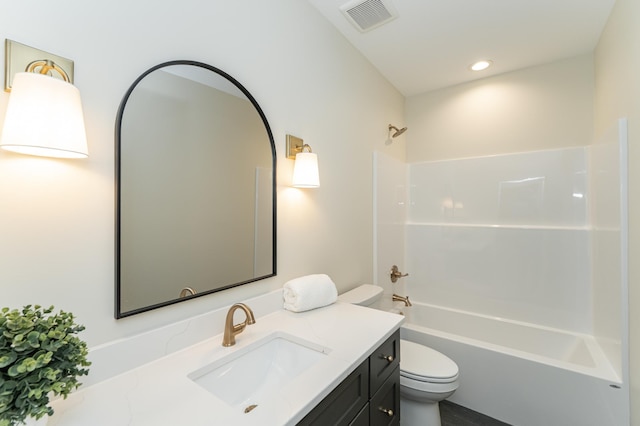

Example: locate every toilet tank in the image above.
[337,284,383,306]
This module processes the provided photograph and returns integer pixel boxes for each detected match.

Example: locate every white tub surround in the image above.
[374,136,629,425]
[407,147,591,332]
[47,297,404,426]
[401,141,628,377]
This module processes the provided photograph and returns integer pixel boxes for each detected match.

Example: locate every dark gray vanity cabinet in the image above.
[298,330,400,426]
[298,360,370,425]
[368,364,400,426]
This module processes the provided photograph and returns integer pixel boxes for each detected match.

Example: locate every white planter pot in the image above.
[24,415,48,426]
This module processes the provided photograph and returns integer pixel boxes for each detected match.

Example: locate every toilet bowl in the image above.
[400,339,459,425]
[338,284,459,426]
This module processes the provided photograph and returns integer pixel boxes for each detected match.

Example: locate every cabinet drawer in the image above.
[350,402,370,426]
[369,330,400,396]
[298,360,369,426]
[369,366,400,426]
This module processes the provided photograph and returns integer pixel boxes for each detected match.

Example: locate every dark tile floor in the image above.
[440,401,512,426]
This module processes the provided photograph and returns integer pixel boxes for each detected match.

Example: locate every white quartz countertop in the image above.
[48,302,404,426]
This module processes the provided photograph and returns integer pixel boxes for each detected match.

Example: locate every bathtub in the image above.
[384,301,627,426]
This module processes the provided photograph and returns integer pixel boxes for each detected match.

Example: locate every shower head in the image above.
[388,124,407,138]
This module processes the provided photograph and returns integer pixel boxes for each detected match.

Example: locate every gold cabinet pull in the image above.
[378,407,394,417]
[380,354,394,363]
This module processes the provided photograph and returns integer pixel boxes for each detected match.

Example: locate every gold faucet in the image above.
[392,294,412,307]
[179,287,196,297]
[222,303,256,347]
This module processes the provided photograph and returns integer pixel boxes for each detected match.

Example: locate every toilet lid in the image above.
[400,340,459,383]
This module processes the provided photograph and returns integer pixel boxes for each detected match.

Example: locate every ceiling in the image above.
[308,0,616,97]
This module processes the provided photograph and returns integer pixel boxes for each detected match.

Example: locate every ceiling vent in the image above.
[340,0,398,33]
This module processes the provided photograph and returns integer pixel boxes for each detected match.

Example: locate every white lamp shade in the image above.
[292,152,320,188]
[0,72,88,158]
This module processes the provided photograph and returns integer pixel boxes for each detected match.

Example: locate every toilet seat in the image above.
[400,340,459,384]
[400,375,459,395]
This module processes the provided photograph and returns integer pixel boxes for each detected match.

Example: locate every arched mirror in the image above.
[115,61,276,318]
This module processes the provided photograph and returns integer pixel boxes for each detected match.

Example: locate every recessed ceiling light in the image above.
[470,60,493,71]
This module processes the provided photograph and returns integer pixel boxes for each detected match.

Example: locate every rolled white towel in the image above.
[283,274,338,313]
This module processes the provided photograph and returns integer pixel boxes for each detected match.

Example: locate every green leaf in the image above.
[22,357,38,372]
[26,331,41,347]
[47,329,64,340]
[0,380,16,393]
[7,364,23,377]
[0,351,17,368]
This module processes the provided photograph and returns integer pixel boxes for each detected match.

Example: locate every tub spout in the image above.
[392,293,412,307]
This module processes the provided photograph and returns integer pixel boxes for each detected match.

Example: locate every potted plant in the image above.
[0,305,91,426]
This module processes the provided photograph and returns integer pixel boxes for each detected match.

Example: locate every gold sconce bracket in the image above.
[4,39,74,92]
[286,134,304,159]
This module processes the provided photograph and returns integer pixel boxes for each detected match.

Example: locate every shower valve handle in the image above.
[390,265,409,283]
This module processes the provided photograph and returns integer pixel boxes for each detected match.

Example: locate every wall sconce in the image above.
[0,39,88,158]
[286,134,319,188]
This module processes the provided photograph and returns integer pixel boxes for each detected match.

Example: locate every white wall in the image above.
[406,54,594,162]
[594,0,640,422]
[0,1,404,348]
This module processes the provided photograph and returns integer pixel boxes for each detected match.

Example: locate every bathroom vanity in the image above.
[47,294,404,425]
[299,330,400,425]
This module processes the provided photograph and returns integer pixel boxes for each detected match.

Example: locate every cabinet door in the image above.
[370,366,400,426]
[298,360,369,426]
[349,403,370,426]
[369,330,400,396]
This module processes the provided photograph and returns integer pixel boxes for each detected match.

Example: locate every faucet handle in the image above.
[390,265,409,283]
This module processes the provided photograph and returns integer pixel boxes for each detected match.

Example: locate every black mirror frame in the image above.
[114,60,277,319]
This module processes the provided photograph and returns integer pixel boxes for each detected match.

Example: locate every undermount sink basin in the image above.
[188,333,330,412]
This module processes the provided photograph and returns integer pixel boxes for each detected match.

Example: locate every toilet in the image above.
[338,284,459,426]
